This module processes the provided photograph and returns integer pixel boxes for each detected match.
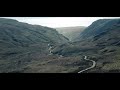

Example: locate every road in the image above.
[48,44,96,73]
[48,44,53,55]
[48,43,63,57]
[78,56,96,73]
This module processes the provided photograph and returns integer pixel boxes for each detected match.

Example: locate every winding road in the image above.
[78,56,96,73]
[48,44,96,73]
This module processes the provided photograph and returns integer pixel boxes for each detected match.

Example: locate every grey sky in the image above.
[2,17,120,28]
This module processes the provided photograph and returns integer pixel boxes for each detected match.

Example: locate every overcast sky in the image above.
[2,17,120,28]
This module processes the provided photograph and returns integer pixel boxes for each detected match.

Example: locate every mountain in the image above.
[75,19,120,41]
[53,19,120,73]
[56,26,86,41]
[0,18,69,47]
[0,18,69,73]
[2,18,120,73]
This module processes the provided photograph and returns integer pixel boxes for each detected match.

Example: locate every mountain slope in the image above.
[55,19,120,54]
[56,26,86,41]
[75,19,120,41]
[0,18,69,48]
[53,19,120,73]
[0,18,69,73]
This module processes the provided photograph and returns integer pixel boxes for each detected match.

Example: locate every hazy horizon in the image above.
[1,17,120,28]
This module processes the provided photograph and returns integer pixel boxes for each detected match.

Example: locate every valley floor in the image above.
[9,55,91,73]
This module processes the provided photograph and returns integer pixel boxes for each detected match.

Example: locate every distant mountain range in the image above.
[56,26,86,41]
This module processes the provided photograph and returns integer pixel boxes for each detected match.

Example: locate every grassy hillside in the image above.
[53,19,120,73]
[2,18,120,73]
[0,18,70,73]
